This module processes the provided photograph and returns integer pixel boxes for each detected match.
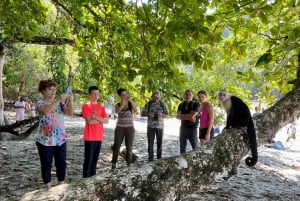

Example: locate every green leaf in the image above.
[257,10,268,24]
[255,52,273,66]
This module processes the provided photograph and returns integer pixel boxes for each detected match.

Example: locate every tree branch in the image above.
[0,117,39,137]
[220,0,260,15]
[83,4,105,24]
[13,36,75,46]
[51,0,87,28]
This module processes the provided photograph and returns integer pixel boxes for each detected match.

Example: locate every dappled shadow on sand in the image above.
[1,116,300,200]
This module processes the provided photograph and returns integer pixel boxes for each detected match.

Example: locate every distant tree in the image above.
[0,0,74,124]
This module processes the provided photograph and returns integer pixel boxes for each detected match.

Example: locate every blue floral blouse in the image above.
[35,99,66,146]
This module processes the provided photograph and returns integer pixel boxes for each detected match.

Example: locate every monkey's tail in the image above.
[245,124,258,166]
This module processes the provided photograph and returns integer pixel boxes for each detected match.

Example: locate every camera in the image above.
[153,113,158,121]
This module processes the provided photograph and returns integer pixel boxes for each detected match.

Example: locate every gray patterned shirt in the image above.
[142,101,168,129]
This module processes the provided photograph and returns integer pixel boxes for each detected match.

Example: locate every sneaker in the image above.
[111,163,117,170]
[45,182,51,188]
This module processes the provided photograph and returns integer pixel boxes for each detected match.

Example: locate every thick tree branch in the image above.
[83,4,105,23]
[22,82,300,200]
[0,117,39,136]
[294,50,300,88]
[220,0,264,15]
[15,121,39,140]
[14,36,75,46]
[287,51,300,86]
[0,45,9,56]
[51,0,87,28]
[21,127,251,201]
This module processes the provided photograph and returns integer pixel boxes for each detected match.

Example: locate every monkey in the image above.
[218,90,258,166]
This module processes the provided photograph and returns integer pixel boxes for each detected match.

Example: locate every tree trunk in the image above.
[22,83,300,200]
[0,45,9,126]
[256,50,300,144]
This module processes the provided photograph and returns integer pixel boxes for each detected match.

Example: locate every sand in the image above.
[0,113,299,201]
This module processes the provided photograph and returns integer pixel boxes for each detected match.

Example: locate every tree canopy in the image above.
[0,0,299,111]
[0,1,299,198]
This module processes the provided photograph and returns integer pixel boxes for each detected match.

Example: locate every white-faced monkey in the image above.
[218,90,258,166]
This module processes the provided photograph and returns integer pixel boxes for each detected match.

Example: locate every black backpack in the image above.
[179,100,200,127]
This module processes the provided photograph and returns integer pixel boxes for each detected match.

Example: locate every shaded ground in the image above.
[0,112,299,201]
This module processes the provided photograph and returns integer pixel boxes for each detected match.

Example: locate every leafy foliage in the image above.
[45,45,68,94]
[3,45,48,100]
[0,0,299,115]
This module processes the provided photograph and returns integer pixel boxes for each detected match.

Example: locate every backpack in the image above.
[179,100,200,127]
[147,100,165,113]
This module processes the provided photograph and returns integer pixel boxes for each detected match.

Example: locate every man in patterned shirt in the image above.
[141,91,169,161]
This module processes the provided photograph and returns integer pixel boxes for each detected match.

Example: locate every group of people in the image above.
[34,80,138,188]
[34,79,257,189]
[176,89,215,154]
[143,88,257,167]
[141,89,216,162]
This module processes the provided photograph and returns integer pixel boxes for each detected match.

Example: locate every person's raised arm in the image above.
[39,94,67,115]
[115,102,126,114]
[128,97,138,113]
[64,95,74,116]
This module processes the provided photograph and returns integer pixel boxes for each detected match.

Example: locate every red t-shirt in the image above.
[82,102,107,141]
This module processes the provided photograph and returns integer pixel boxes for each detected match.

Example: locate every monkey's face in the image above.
[218,91,231,113]
[218,91,230,103]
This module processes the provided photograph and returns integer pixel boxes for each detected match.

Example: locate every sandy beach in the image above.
[0,113,300,201]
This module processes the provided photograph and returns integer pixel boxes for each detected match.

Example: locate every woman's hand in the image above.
[67,94,74,101]
[127,96,133,103]
[60,94,68,103]
[205,133,210,141]
[65,94,74,104]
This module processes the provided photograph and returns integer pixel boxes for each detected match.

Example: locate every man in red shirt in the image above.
[82,86,109,178]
